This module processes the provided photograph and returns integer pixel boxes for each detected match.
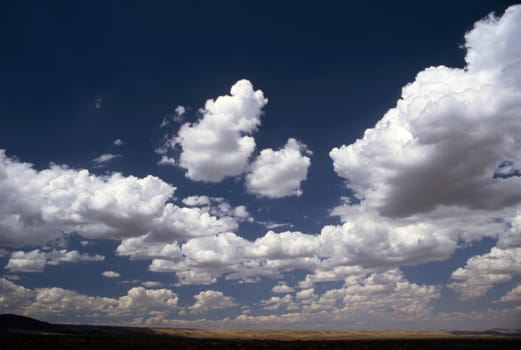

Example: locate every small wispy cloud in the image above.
[113,139,125,146]
[93,153,121,167]
[157,155,176,166]
[102,271,120,278]
[160,105,187,127]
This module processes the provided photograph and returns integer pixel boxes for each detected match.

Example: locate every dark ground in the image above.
[1,334,521,350]
[1,314,520,350]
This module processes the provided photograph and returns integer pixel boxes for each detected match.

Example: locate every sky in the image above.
[0,1,521,330]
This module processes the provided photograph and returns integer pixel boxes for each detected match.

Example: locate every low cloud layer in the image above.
[0,277,179,323]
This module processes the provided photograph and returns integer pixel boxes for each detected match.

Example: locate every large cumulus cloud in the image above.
[330,6,521,218]
[0,150,237,246]
[326,5,521,295]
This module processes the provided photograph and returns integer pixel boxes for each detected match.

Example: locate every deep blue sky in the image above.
[0,1,520,329]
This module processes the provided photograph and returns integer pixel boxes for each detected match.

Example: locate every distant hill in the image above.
[0,314,52,331]
[485,328,521,336]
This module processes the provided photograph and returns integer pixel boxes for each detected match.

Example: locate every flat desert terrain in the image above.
[1,314,520,349]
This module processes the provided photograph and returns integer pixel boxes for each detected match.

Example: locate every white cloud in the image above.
[498,284,521,303]
[182,195,252,221]
[272,282,295,294]
[182,195,211,207]
[175,105,186,118]
[330,5,521,218]
[5,250,46,272]
[296,288,315,302]
[449,247,521,300]
[113,139,124,146]
[464,6,521,74]
[95,97,102,109]
[102,270,120,278]
[251,231,320,259]
[117,234,182,260]
[142,230,320,286]
[150,269,442,329]
[262,221,293,230]
[246,138,311,198]
[2,271,510,330]
[157,155,176,166]
[160,105,187,127]
[233,205,251,221]
[116,287,179,315]
[0,278,179,323]
[336,269,440,319]
[174,79,268,182]
[1,10,520,327]
[142,281,163,288]
[0,277,34,311]
[309,5,521,285]
[0,151,237,247]
[6,249,104,272]
[261,294,297,311]
[189,290,237,314]
[92,153,121,167]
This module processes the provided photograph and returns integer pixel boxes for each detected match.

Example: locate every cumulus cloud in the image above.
[116,235,183,260]
[1,272,503,329]
[181,196,251,222]
[330,6,521,218]
[102,270,120,278]
[172,79,267,182]
[246,138,311,198]
[6,249,104,272]
[92,153,121,167]
[449,247,521,300]
[272,283,295,294]
[290,269,441,321]
[142,281,163,288]
[141,230,321,285]
[0,150,237,247]
[2,9,521,327]
[189,290,237,314]
[151,269,442,329]
[0,277,34,311]
[498,284,521,303]
[125,218,457,287]
[0,278,179,323]
[182,195,211,207]
[261,294,298,311]
[314,5,521,289]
